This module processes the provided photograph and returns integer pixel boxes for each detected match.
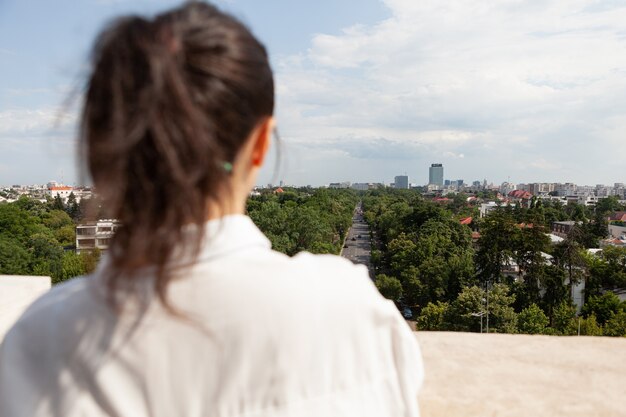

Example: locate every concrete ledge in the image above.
[416,331,626,417]
[0,275,51,340]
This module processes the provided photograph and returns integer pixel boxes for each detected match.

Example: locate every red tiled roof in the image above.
[609,212,626,222]
[274,187,284,193]
[460,217,473,225]
[508,190,532,199]
[49,186,73,191]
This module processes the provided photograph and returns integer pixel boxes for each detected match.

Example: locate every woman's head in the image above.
[81,1,274,307]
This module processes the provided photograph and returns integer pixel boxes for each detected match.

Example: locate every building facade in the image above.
[551,221,581,238]
[394,175,409,190]
[75,220,121,253]
[429,164,444,187]
[328,182,351,189]
[47,186,74,202]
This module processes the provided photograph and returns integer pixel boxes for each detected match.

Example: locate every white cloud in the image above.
[0,108,76,138]
[0,108,78,185]
[272,0,626,185]
[444,151,465,159]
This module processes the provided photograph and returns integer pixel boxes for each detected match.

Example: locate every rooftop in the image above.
[417,331,626,417]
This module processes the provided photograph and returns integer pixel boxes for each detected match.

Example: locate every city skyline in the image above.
[5,173,625,190]
[2,1,626,186]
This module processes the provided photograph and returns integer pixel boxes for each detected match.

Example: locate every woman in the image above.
[0,2,423,416]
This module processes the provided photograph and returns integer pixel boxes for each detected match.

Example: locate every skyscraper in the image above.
[429,164,444,187]
[394,175,409,189]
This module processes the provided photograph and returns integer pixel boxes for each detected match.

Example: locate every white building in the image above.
[577,195,600,207]
[609,224,626,240]
[75,220,120,253]
[47,186,74,202]
[499,182,516,195]
[554,183,577,197]
[329,182,351,189]
[479,201,510,218]
[351,183,370,191]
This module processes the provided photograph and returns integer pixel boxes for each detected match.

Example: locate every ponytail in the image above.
[81,2,274,310]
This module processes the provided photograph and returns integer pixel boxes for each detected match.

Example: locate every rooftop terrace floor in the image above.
[416,331,626,417]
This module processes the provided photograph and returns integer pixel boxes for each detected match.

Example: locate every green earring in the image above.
[222,162,233,173]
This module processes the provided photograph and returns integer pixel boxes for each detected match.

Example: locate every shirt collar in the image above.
[95,215,271,276]
[194,214,271,263]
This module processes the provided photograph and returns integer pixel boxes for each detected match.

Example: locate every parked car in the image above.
[351,237,356,241]
[343,244,348,248]
[402,307,413,319]
[357,234,361,238]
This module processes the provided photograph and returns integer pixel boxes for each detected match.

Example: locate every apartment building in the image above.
[551,221,581,238]
[75,219,120,253]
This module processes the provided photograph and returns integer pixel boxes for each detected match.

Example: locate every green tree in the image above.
[604,310,626,337]
[551,301,577,335]
[595,196,622,215]
[476,207,519,283]
[512,220,550,304]
[398,266,423,309]
[43,210,73,229]
[15,195,48,218]
[598,246,626,288]
[540,265,569,319]
[417,301,449,331]
[0,236,31,275]
[60,252,85,282]
[51,195,65,211]
[553,233,587,303]
[80,249,101,274]
[28,233,64,283]
[65,192,80,220]
[388,233,417,274]
[582,292,624,325]
[0,203,45,244]
[578,314,603,336]
[375,274,403,302]
[54,225,76,247]
[517,304,548,334]
[448,284,517,333]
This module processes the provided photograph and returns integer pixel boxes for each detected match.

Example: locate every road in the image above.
[340,202,374,279]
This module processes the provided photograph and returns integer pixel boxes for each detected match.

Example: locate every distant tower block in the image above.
[429,164,444,187]
[394,175,409,189]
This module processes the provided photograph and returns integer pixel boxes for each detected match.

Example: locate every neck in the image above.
[206,192,247,221]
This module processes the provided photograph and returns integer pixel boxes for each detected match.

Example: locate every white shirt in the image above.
[0,215,423,417]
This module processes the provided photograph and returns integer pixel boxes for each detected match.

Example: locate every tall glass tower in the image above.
[429,164,444,187]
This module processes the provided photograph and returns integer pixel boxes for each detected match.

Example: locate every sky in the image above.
[1,0,626,187]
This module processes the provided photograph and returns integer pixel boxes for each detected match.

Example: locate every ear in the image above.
[251,117,274,167]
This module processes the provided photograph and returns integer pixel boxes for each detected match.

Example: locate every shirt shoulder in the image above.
[284,250,377,282]
[287,251,393,312]
[0,277,101,416]
[1,276,107,364]
[292,251,374,286]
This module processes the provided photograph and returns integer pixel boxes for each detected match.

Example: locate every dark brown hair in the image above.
[81,1,274,309]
